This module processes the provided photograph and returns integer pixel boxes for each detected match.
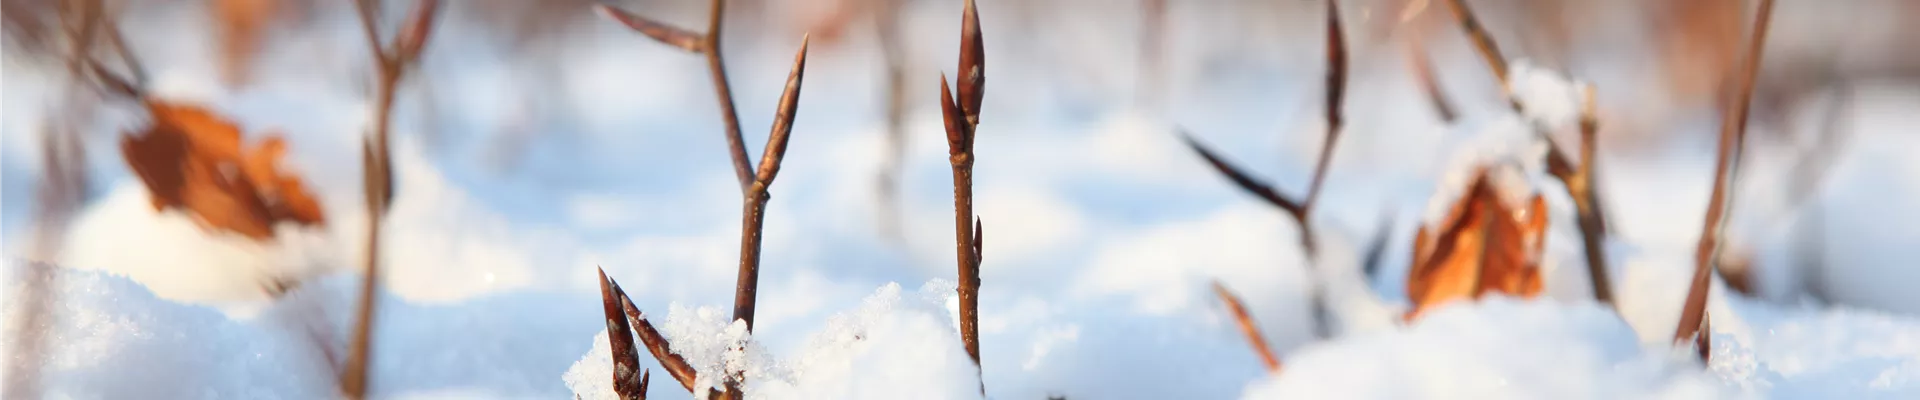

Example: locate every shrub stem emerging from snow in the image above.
[1442,0,1618,305]
[939,0,988,383]
[344,1,440,397]
[1675,0,1776,357]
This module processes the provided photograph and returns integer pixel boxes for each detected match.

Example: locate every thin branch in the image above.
[1173,0,1348,340]
[1439,0,1508,85]
[599,269,645,400]
[1302,0,1346,213]
[595,0,755,193]
[343,2,440,397]
[594,5,704,53]
[939,0,987,377]
[1176,131,1307,220]
[1213,281,1282,372]
[1402,33,1457,123]
[1544,87,1616,303]
[616,280,701,392]
[733,36,810,330]
[1675,0,1775,349]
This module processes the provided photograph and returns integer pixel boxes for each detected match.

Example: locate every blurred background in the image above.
[6,0,1920,398]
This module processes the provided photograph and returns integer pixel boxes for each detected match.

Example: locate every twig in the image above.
[1402,31,1457,123]
[1544,87,1616,303]
[732,36,811,330]
[604,272,701,393]
[595,0,755,193]
[1674,0,1775,353]
[936,0,988,373]
[874,0,909,240]
[1439,0,1508,86]
[1213,282,1282,372]
[1175,0,1346,339]
[343,1,440,397]
[1442,0,1615,304]
[598,269,646,400]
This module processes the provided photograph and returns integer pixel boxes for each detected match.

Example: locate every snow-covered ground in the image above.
[7,0,1920,398]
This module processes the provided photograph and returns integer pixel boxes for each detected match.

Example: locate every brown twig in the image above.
[598,269,646,400]
[935,0,988,375]
[1675,0,1775,354]
[595,0,755,193]
[1443,0,1616,304]
[1213,281,1282,372]
[874,0,909,241]
[1175,0,1346,339]
[1439,0,1508,86]
[1543,87,1616,303]
[1402,32,1457,123]
[603,271,701,394]
[733,36,810,330]
[343,1,440,397]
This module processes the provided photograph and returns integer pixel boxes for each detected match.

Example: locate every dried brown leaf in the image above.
[120,101,326,240]
[1404,169,1548,320]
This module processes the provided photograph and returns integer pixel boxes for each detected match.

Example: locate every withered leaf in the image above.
[120,101,326,240]
[1404,168,1548,321]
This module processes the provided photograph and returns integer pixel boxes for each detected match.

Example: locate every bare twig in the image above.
[1402,33,1457,123]
[733,36,810,330]
[1544,87,1616,303]
[1439,0,1508,85]
[598,269,646,400]
[343,1,440,397]
[595,0,755,192]
[874,0,909,240]
[1175,0,1346,339]
[937,0,988,375]
[604,272,701,393]
[1213,282,1282,372]
[1675,0,1775,353]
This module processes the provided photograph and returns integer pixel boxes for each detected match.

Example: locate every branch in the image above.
[343,2,440,397]
[732,36,810,330]
[1214,281,1282,372]
[1675,0,1775,355]
[1173,0,1348,340]
[598,269,646,400]
[595,0,755,193]
[940,0,988,380]
[594,5,704,53]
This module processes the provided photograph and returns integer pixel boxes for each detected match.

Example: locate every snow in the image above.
[8,1,1920,399]
[1241,298,1730,400]
[563,281,979,400]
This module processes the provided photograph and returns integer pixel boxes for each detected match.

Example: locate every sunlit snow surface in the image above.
[7,1,1920,399]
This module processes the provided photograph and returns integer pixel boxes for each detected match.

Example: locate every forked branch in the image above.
[596,0,754,193]
[1177,0,1346,339]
